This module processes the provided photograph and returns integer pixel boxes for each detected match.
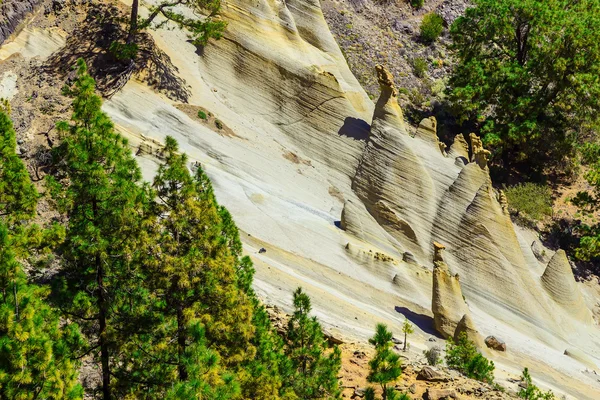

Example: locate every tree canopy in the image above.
[448,0,600,179]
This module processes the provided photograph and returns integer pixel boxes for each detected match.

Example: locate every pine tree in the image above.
[117,136,254,397]
[367,324,402,400]
[191,165,291,399]
[47,59,151,400]
[0,105,37,223]
[0,107,83,400]
[401,319,413,352]
[285,287,341,399]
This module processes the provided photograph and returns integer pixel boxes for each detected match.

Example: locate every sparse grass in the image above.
[505,182,553,224]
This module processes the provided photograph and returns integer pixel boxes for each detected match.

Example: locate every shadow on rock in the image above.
[395,306,443,339]
[39,2,190,102]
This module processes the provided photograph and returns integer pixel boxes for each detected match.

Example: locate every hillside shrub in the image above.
[518,368,555,400]
[505,183,553,224]
[420,13,444,43]
[215,119,223,129]
[446,332,495,383]
[410,0,424,9]
[412,57,428,78]
[198,110,207,120]
[424,346,442,365]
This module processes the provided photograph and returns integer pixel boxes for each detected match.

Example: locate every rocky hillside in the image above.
[1,0,599,398]
[322,0,468,126]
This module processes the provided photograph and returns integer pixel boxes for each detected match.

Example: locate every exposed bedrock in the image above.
[431,242,469,339]
[344,64,594,340]
[199,0,374,179]
[350,65,437,260]
[541,250,592,323]
[0,0,43,45]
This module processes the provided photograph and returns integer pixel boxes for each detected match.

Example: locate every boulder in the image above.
[485,336,507,352]
[454,313,484,349]
[425,388,458,400]
[416,366,449,382]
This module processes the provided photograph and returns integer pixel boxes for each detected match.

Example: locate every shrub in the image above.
[505,183,553,223]
[109,41,139,61]
[413,57,428,78]
[420,13,444,43]
[423,346,442,365]
[518,368,555,400]
[410,0,424,9]
[446,332,495,383]
[198,110,207,120]
[215,119,223,129]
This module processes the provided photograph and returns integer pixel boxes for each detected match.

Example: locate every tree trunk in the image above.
[98,254,111,400]
[127,0,139,44]
[403,331,407,352]
[177,306,188,381]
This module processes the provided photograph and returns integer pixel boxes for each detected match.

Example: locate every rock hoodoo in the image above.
[469,133,491,169]
[350,65,436,259]
[431,242,469,338]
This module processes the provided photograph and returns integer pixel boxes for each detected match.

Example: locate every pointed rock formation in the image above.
[350,66,435,258]
[373,64,404,124]
[454,313,484,349]
[541,250,592,323]
[448,133,470,162]
[469,133,491,169]
[432,242,469,338]
[416,117,446,155]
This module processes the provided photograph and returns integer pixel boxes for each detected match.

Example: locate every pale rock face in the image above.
[541,250,592,323]
[432,247,469,339]
[66,0,599,394]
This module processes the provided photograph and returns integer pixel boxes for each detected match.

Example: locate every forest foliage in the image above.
[0,59,342,400]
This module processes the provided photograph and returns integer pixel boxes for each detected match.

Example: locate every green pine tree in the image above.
[47,58,151,400]
[401,319,413,352]
[367,324,402,400]
[118,136,254,397]
[0,107,83,400]
[285,287,341,399]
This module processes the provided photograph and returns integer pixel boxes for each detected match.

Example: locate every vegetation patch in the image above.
[420,13,444,43]
[505,183,553,225]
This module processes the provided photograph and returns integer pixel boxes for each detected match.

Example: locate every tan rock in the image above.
[425,387,458,400]
[448,133,470,161]
[484,336,507,352]
[469,133,491,169]
[454,313,484,349]
[432,243,469,338]
[541,250,592,323]
[416,366,449,382]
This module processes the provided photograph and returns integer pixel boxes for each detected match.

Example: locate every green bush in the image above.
[198,110,207,120]
[215,119,223,130]
[505,183,553,223]
[109,41,139,61]
[518,368,555,400]
[410,0,424,9]
[413,57,428,78]
[423,346,442,365]
[420,13,444,43]
[446,332,495,383]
